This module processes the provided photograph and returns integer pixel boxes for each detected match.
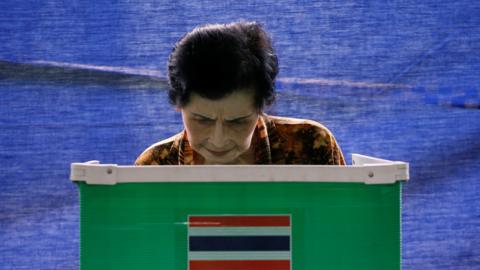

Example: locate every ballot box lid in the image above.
[70,154,409,185]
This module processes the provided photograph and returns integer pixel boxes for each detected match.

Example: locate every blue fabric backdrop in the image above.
[1,1,479,269]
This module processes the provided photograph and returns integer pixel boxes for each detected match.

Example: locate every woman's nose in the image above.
[210,121,228,147]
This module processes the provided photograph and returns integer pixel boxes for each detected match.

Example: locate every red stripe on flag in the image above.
[189,216,290,227]
[189,260,290,270]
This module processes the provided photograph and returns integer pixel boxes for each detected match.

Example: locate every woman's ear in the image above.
[175,106,182,112]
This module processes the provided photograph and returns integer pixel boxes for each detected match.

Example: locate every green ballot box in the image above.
[70,154,409,270]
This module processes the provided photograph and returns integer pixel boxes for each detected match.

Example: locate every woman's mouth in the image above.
[206,148,232,156]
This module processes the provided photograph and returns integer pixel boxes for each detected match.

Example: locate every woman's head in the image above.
[167,21,278,110]
[180,90,260,164]
[167,21,278,164]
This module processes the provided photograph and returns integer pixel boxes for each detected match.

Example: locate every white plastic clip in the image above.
[70,161,118,185]
[353,154,409,184]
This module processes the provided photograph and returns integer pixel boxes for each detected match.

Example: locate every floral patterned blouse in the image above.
[135,114,345,165]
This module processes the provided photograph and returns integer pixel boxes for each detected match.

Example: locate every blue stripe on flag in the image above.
[189,236,290,251]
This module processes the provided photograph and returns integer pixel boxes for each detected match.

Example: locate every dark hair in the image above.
[167,21,278,110]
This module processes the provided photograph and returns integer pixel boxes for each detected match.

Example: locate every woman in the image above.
[135,21,345,165]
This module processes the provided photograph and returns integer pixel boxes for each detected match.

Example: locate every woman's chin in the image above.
[204,156,238,165]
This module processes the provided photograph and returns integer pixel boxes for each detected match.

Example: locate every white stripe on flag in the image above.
[189,251,291,260]
[189,226,291,236]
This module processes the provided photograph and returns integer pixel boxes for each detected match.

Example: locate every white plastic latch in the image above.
[352,154,409,184]
[363,162,409,184]
[70,161,118,185]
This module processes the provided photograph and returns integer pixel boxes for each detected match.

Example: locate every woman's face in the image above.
[180,90,260,164]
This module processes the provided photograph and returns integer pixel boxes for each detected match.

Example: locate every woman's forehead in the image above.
[184,90,257,117]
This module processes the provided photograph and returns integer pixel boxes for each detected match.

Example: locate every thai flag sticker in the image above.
[188,215,291,270]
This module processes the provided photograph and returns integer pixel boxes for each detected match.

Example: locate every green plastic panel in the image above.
[78,181,401,270]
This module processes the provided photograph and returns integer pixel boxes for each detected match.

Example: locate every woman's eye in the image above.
[227,119,247,125]
[195,118,214,124]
